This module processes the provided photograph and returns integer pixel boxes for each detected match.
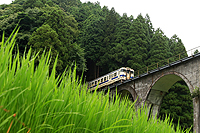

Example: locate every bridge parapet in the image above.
[134,46,200,78]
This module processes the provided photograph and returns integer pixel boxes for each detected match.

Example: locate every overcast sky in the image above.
[1,0,200,51]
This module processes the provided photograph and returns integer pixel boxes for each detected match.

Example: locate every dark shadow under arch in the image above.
[118,90,134,102]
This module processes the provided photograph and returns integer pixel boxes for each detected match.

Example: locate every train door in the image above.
[126,68,131,80]
[130,70,134,78]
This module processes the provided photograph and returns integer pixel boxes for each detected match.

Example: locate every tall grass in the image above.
[0,28,191,133]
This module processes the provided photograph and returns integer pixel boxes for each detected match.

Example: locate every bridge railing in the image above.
[135,46,200,77]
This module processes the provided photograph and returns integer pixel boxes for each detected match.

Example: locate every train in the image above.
[88,67,134,90]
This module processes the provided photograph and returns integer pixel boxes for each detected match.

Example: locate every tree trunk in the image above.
[97,66,99,78]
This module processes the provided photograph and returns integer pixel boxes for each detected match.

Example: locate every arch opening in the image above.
[151,74,182,92]
[159,80,193,130]
[146,73,193,131]
[118,90,134,102]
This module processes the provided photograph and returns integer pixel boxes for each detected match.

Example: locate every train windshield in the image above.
[120,69,126,72]
[131,71,134,74]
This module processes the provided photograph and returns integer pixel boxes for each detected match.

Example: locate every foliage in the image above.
[98,7,120,74]
[191,87,200,98]
[126,14,148,71]
[169,34,188,61]
[44,5,86,73]
[27,24,63,73]
[146,28,171,67]
[194,49,199,54]
[78,13,105,79]
[0,6,46,54]
[0,1,86,75]
[0,27,191,133]
[109,13,132,69]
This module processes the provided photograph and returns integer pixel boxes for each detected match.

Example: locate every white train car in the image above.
[88,67,134,91]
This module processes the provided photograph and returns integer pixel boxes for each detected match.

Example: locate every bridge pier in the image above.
[193,97,200,133]
[146,89,166,118]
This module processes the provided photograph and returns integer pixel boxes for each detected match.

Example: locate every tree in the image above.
[169,34,187,61]
[28,24,63,73]
[76,4,109,80]
[79,14,104,80]
[13,0,28,5]
[109,13,132,69]
[44,6,79,43]
[22,0,52,9]
[145,28,171,68]
[0,1,86,75]
[194,49,199,54]
[144,14,154,53]
[126,14,148,71]
[43,6,86,73]
[98,7,120,75]
[0,6,46,55]
[51,0,81,10]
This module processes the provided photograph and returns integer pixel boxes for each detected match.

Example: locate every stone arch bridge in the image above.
[105,52,200,132]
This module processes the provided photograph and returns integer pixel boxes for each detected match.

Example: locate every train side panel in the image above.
[88,67,134,91]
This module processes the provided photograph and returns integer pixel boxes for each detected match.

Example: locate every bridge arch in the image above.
[110,85,141,106]
[109,87,135,102]
[145,71,194,118]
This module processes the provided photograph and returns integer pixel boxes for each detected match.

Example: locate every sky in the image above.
[1,0,200,51]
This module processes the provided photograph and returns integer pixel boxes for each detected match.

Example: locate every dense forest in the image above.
[0,0,193,130]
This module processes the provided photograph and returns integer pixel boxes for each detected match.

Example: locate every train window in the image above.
[92,82,94,86]
[95,81,97,85]
[114,72,117,77]
[109,75,111,79]
[98,80,100,83]
[101,78,103,82]
[104,77,106,81]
